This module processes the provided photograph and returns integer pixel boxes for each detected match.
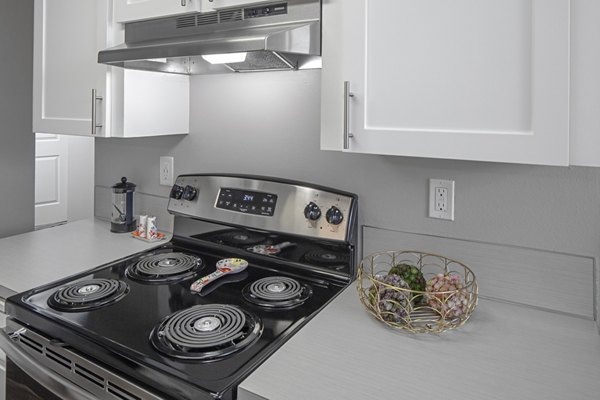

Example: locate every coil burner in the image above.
[47,279,129,312]
[243,276,312,309]
[214,230,267,247]
[150,304,262,360]
[303,250,350,270]
[126,252,202,283]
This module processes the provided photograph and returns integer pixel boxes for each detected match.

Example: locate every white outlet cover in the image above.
[429,179,455,220]
[160,156,174,186]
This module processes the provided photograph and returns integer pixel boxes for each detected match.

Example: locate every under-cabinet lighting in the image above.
[201,52,247,64]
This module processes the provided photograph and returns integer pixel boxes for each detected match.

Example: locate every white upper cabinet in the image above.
[33,0,104,136]
[321,0,570,166]
[114,0,214,23]
[569,0,600,167]
[33,0,189,138]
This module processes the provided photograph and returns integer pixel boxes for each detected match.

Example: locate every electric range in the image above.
[1,174,358,400]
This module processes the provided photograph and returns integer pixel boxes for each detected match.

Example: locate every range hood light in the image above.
[201,52,248,65]
[146,58,168,63]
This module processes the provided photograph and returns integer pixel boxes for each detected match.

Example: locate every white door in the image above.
[35,133,68,227]
[321,0,570,165]
[32,0,105,136]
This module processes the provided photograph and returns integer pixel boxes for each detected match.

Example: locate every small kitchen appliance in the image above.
[111,176,136,233]
[1,174,358,400]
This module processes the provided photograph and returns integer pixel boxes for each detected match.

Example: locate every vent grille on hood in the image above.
[175,15,197,29]
[219,9,244,23]
[176,8,245,29]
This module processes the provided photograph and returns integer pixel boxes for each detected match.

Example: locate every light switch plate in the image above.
[429,179,455,220]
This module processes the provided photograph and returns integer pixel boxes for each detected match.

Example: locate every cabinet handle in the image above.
[91,89,103,136]
[182,0,187,6]
[343,81,354,150]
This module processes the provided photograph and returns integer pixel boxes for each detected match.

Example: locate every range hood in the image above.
[98,1,321,75]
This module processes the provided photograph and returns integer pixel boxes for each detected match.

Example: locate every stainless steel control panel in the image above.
[168,175,356,242]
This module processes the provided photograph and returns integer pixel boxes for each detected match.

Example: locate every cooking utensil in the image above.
[247,241,294,255]
[190,258,248,293]
[195,271,249,297]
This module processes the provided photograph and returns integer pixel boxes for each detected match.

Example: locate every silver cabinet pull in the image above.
[182,0,187,6]
[91,89,103,136]
[343,81,354,150]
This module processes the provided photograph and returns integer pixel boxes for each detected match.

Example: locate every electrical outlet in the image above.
[429,179,454,220]
[159,156,174,186]
[435,187,448,212]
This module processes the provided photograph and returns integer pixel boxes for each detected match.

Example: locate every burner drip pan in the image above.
[47,279,129,312]
[243,276,312,309]
[150,304,262,360]
[127,252,202,283]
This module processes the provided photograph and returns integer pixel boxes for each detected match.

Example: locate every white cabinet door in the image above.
[33,0,190,138]
[569,0,600,167]
[33,0,105,136]
[114,0,213,23]
[321,0,570,166]
[100,0,190,137]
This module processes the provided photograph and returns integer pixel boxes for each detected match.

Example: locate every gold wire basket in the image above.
[358,251,478,334]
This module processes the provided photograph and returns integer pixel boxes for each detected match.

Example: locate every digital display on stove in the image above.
[216,188,277,216]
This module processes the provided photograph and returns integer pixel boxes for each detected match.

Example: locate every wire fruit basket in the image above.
[358,251,478,334]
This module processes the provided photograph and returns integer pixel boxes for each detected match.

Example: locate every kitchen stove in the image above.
[1,174,357,400]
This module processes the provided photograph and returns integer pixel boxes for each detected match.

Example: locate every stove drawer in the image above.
[0,323,165,400]
[6,358,65,400]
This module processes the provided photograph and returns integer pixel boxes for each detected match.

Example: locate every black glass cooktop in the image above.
[193,228,353,275]
[8,241,344,400]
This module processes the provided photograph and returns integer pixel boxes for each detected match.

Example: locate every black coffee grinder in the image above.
[111,177,136,233]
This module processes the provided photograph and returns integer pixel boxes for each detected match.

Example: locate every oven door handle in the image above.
[0,329,98,400]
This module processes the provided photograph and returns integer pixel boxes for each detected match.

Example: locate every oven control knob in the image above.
[325,206,344,225]
[304,202,321,221]
[182,185,198,201]
[170,184,184,200]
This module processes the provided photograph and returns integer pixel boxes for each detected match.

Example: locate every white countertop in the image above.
[0,219,165,298]
[1,220,598,399]
[239,286,600,400]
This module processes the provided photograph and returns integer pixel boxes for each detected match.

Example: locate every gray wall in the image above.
[67,136,95,222]
[0,0,34,238]
[95,70,600,324]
